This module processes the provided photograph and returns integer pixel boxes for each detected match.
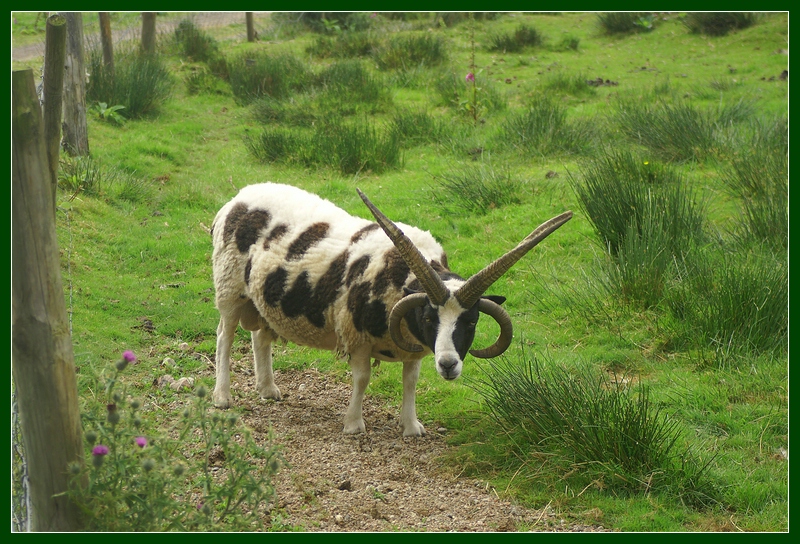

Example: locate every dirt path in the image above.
[220,359,611,532]
[11,12,256,63]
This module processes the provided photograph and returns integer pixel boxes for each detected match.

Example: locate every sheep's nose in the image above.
[437,355,461,380]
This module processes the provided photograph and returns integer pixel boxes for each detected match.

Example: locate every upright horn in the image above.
[454,211,573,309]
[357,189,449,306]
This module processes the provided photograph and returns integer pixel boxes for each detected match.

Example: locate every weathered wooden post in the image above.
[59,12,89,157]
[12,68,85,532]
[246,12,256,42]
[98,12,114,76]
[42,14,67,215]
[141,12,157,54]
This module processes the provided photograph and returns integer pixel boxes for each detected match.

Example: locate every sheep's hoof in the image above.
[212,391,232,409]
[343,418,366,435]
[401,420,426,437]
[259,386,282,401]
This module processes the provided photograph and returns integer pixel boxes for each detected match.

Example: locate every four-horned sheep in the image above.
[210,182,571,436]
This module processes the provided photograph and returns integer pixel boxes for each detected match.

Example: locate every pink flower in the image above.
[465,72,475,83]
[92,445,110,456]
[122,350,137,363]
[135,436,148,448]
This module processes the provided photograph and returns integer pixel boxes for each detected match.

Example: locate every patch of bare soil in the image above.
[222,360,611,533]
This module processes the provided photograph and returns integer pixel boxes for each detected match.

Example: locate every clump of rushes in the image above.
[66,351,282,531]
[471,352,719,505]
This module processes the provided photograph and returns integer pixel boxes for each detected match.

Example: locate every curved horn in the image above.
[388,293,428,353]
[357,189,449,306]
[469,298,514,358]
[455,211,573,309]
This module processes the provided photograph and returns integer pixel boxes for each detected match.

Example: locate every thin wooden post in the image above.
[98,12,114,75]
[141,12,157,54]
[59,12,89,157]
[12,69,85,532]
[43,14,67,215]
[246,12,256,42]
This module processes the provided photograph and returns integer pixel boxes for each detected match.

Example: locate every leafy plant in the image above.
[65,352,282,531]
[89,102,127,125]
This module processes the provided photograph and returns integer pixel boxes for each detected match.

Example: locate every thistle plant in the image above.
[462,13,483,124]
[66,351,282,531]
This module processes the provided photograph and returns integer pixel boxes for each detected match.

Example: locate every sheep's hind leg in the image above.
[252,327,281,401]
[343,346,372,434]
[212,314,238,408]
[401,359,426,437]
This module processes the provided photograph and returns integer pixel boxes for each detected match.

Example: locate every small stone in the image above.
[163,357,175,367]
[334,514,344,524]
[179,342,189,351]
[157,374,175,388]
[338,479,352,491]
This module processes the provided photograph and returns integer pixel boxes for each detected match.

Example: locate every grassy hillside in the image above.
[12,12,788,531]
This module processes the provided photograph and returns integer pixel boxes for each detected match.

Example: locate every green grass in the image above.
[12,11,788,532]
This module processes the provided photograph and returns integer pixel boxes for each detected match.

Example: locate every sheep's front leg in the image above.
[343,346,372,434]
[252,327,281,401]
[401,359,426,437]
[213,315,238,408]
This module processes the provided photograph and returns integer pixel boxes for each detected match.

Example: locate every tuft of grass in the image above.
[683,12,759,36]
[597,12,656,34]
[431,162,523,215]
[487,24,543,52]
[315,59,391,114]
[388,108,447,146]
[86,47,174,119]
[246,117,402,175]
[614,98,756,162]
[373,33,448,70]
[306,31,380,59]
[667,248,788,357]
[471,353,718,503]
[540,70,597,97]
[57,154,152,205]
[173,19,221,63]
[227,51,310,104]
[571,150,706,258]
[496,95,597,156]
[251,94,317,127]
[722,117,788,250]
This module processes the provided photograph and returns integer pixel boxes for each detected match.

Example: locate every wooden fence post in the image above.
[59,12,89,157]
[141,12,157,54]
[43,14,67,215]
[246,12,256,42]
[98,12,115,75]
[12,68,85,532]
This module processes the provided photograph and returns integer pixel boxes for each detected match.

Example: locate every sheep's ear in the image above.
[482,295,506,306]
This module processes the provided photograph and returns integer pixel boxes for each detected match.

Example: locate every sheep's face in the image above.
[406,293,506,380]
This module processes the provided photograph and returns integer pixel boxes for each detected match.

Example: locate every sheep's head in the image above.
[357,189,572,380]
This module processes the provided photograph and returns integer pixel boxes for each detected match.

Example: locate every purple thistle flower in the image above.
[123,350,137,363]
[465,72,475,83]
[135,436,148,448]
[92,445,110,456]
